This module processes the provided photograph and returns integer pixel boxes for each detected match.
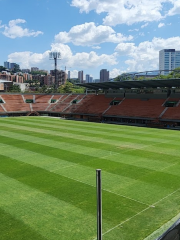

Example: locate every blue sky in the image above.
[0,0,180,79]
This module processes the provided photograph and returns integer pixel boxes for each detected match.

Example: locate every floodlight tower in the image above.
[49,51,61,89]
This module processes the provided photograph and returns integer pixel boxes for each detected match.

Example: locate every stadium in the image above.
[1,77,180,240]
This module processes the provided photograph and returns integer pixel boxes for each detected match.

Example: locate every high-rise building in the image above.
[68,71,70,79]
[159,49,180,75]
[86,74,90,83]
[4,61,10,69]
[4,61,20,70]
[89,77,93,83]
[100,69,109,82]
[86,74,93,83]
[78,70,83,83]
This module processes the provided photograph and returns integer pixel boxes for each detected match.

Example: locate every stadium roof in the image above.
[77,78,180,90]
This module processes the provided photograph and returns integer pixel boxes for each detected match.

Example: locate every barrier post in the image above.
[96,169,102,240]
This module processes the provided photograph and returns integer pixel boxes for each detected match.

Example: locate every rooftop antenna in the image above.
[49,51,61,89]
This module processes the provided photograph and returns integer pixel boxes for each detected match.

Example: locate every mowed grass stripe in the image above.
[0,124,176,171]
[1,127,180,180]
[1,118,176,144]
[102,189,180,240]
[0,123,179,169]
[1,129,180,192]
[1,135,180,205]
[0,157,145,225]
[1,158,180,239]
[1,117,180,239]
[0,142,140,200]
[0,122,149,152]
[0,142,159,205]
[0,173,99,240]
[6,117,180,140]
[1,120,180,160]
[0,133,165,185]
[0,208,47,240]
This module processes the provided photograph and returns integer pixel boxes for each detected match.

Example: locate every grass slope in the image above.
[1,117,180,240]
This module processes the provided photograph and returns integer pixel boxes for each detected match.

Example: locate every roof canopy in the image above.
[77,79,180,90]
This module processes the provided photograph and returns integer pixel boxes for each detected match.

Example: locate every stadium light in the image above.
[96,169,102,240]
[49,51,61,89]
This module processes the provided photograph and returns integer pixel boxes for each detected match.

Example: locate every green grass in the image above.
[1,117,180,240]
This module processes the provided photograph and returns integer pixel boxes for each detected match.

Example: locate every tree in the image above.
[168,67,180,78]
[114,73,131,81]
[0,66,6,72]
[58,81,85,93]
[9,84,21,92]
[31,71,47,75]
[58,81,74,93]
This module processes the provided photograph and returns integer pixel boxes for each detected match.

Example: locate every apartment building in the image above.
[159,49,180,75]
[100,69,109,82]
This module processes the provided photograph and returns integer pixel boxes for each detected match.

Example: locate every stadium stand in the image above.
[1,79,180,128]
[0,104,6,112]
[1,94,31,112]
[70,94,114,115]
[31,94,52,111]
[161,98,180,120]
[105,98,166,119]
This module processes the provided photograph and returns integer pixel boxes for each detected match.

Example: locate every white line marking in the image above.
[94,187,180,240]
[50,169,149,206]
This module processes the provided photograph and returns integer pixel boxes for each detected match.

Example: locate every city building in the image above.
[31,67,39,72]
[78,70,83,83]
[86,74,93,83]
[10,63,20,71]
[4,61,10,69]
[68,71,70,79]
[89,76,93,83]
[4,61,20,71]
[22,69,31,73]
[50,69,67,86]
[0,71,15,81]
[0,79,13,91]
[100,69,109,82]
[159,49,180,75]
[44,75,55,86]
[86,74,90,83]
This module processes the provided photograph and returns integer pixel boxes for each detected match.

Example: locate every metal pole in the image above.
[96,169,102,240]
[55,57,57,90]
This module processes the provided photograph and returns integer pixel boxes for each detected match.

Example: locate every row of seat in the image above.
[0,94,180,120]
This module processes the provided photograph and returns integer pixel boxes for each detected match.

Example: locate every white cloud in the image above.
[2,19,43,39]
[141,23,149,28]
[0,20,4,29]
[110,68,123,78]
[92,46,101,49]
[8,51,50,69]
[128,28,139,32]
[115,36,180,72]
[71,0,173,26]
[167,0,180,16]
[158,22,165,28]
[54,22,133,46]
[69,70,78,78]
[139,32,145,36]
[8,43,118,70]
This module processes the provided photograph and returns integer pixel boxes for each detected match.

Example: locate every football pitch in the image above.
[1,116,180,240]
